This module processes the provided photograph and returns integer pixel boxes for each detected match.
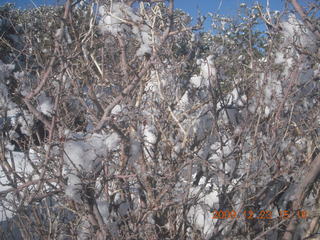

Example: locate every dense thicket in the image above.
[0,1,319,239]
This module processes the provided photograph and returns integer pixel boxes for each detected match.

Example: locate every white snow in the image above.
[0,61,15,109]
[209,138,234,169]
[280,14,317,52]
[0,60,15,82]
[37,93,53,117]
[96,200,119,237]
[200,55,216,84]
[111,104,123,115]
[256,72,283,117]
[98,3,153,57]
[0,149,41,221]
[226,88,239,106]
[63,132,119,201]
[65,174,82,203]
[187,180,219,238]
[275,52,285,64]
[143,124,157,145]
[136,43,152,57]
[17,110,33,136]
[190,75,204,88]
[64,133,107,171]
[142,123,157,162]
[105,132,121,151]
[98,3,133,35]
[0,83,9,108]
[176,91,189,111]
[134,25,153,57]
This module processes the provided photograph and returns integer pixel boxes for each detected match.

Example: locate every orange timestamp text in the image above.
[211,209,308,220]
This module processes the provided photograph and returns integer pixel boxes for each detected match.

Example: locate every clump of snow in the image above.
[65,174,82,202]
[280,14,317,52]
[187,177,219,238]
[98,3,139,33]
[98,3,153,57]
[37,93,54,117]
[190,75,204,89]
[111,104,123,115]
[0,149,41,221]
[63,132,120,202]
[17,110,33,136]
[274,52,285,64]
[192,109,213,140]
[143,70,166,96]
[0,82,9,108]
[209,137,234,170]
[96,194,133,239]
[14,71,34,97]
[254,72,283,117]
[0,61,15,110]
[96,200,119,237]
[143,124,157,145]
[98,4,129,35]
[175,91,190,113]
[142,122,157,162]
[0,60,15,82]
[55,28,63,38]
[13,71,25,80]
[64,138,100,171]
[105,132,121,151]
[136,43,152,57]
[199,55,216,83]
[134,25,152,57]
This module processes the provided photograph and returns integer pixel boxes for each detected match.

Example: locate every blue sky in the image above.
[3,0,286,13]
[175,0,285,17]
[175,0,285,30]
[3,0,286,30]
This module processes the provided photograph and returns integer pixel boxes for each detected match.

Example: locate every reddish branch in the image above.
[283,154,320,240]
[288,0,320,39]
[23,98,51,129]
[0,178,57,197]
[25,0,72,100]
[23,0,71,203]
[93,0,174,132]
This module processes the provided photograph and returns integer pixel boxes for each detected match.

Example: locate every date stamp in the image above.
[211,209,308,220]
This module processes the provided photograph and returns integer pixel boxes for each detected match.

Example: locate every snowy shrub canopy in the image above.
[0,1,319,240]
